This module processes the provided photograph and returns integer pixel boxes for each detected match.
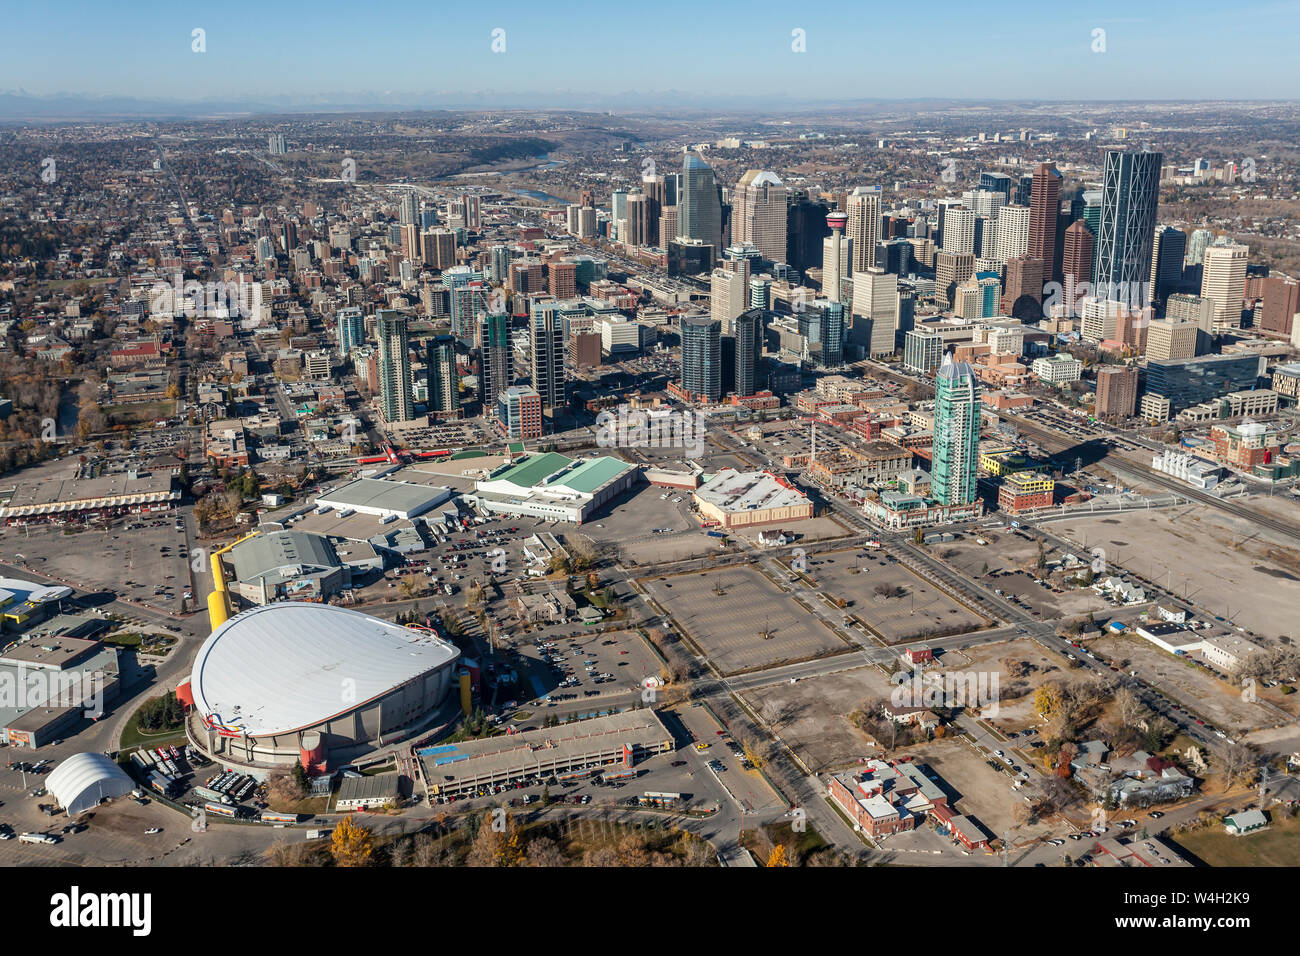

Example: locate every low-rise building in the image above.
[693,469,813,529]
[335,773,402,811]
[1201,632,1268,674]
[998,471,1054,514]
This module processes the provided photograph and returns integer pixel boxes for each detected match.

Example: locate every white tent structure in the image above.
[46,752,134,816]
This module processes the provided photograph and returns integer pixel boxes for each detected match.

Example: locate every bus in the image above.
[639,791,681,807]
[203,802,239,818]
[259,812,298,824]
[555,767,597,783]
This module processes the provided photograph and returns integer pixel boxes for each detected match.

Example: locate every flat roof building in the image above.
[420,710,673,797]
[473,452,640,524]
[693,468,813,529]
[314,477,451,520]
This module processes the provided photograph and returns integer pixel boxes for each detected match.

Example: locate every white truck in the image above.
[18,833,57,845]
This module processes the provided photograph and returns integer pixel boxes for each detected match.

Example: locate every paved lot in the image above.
[801,548,987,643]
[0,516,193,615]
[646,565,849,675]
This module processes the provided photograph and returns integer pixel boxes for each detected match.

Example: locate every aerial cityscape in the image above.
[1,2,1297,916]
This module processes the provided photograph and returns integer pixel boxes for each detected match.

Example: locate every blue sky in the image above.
[3,0,1298,105]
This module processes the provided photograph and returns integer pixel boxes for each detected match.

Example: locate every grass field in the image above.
[117,697,186,750]
[1172,811,1300,867]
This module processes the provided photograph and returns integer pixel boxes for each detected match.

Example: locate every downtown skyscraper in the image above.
[376,310,415,423]
[679,315,721,403]
[846,186,882,273]
[731,170,787,264]
[678,151,722,255]
[530,300,566,412]
[1027,161,1063,283]
[1093,149,1162,306]
[931,358,981,506]
[478,311,513,407]
[426,334,460,418]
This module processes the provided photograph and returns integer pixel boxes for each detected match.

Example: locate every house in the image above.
[880,701,941,732]
[1156,605,1187,624]
[1107,751,1196,806]
[903,645,933,667]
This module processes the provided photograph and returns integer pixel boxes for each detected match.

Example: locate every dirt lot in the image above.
[1091,634,1288,735]
[908,737,1055,844]
[944,637,1074,734]
[796,547,988,643]
[741,664,895,772]
[646,566,850,675]
[1051,508,1300,638]
[932,533,1112,620]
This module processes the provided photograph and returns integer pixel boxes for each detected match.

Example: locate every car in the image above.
[1149,811,1164,819]
[671,760,687,767]
[144,827,161,834]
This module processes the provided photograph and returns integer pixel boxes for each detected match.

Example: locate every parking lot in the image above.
[645,565,851,675]
[0,514,193,615]
[511,629,666,707]
[797,547,988,643]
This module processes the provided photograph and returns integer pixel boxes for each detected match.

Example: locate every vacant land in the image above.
[933,533,1112,620]
[800,548,987,643]
[646,566,849,675]
[741,664,896,772]
[1091,634,1285,735]
[1052,509,1300,638]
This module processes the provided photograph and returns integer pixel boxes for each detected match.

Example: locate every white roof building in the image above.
[47,752,134,816]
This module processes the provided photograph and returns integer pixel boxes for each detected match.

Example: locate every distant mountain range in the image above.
[6,89,1284,123]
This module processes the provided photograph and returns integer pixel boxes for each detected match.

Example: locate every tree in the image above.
[767,844,789,867]
[331,816,374,867]
[1033,683,1062,720]
[1114,687,1146,728]
[524,836,567,867]
[466,811,517,866]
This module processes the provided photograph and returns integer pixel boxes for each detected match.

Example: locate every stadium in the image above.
[182,603,460,772]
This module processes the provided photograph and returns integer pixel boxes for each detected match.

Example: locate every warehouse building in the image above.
[0,634,121,748]
[0,468,179,523]
[228,530,382,605]
[335,773,403,811]
[314,477,452,520]
[693,468,814,529]
[472,452,640,524]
